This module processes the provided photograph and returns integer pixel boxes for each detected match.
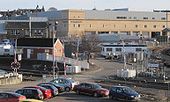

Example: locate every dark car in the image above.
[38,84,59,96]
[0,92,26,102]
[23,86,52,99]
[38,82,65,93]
[50,77,79,92]
[109,86,140,101]
[73,82,109,97]
[15,88,44,100]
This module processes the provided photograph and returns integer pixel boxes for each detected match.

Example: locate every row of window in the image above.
[116,16,166,20]
[75,24,166,29]
[105,48,142,52]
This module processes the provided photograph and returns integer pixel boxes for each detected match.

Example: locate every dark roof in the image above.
[17,38,58,47]
[162,28,170,32]
[102,44,147,47]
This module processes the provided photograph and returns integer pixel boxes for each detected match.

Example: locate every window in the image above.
[143,17,148,19]
[153,25,156,28]
[117,88,123,93]
[103,24,105,27]
[161,17,166,20]
[106,48,112,51]
[136,48,142,51]
[90,24,91,27]
[111,87,116,92]
[152,17,155,20]
[116,16,127,19]
[73,24,76,27]
[45,49,49,53]
[163,25,166,28]
[4,49,10,52]
[144,25,147,28]
[78,24,80,27]
[63,24,66,27]
[0,93,8,98]
[85,84,92,89]
[116,48,122,52]
[102,48,104,51]
[129,17,132,19]
[135,25,138,28]
[133,17,137,19]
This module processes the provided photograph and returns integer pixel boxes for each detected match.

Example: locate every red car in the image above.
[24,86,52,99]
[73,82,109,97]
[0,92,26,102]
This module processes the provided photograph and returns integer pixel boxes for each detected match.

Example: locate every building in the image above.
[1,8,170,40]
[4,17,48,38]
[17,38,64,60]
[31,9,170,39]
[100,42,148,61]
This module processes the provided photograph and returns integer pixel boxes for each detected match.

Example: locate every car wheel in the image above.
[76,90,80,94]
[55,90,59,96]
[65,87,70,92]
[93,92,98,97]
[109,95,113,99]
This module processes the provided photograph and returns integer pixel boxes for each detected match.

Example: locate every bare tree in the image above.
[80,34,101,53]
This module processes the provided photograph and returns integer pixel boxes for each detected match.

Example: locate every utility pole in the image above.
[52,25,56,79]
[122,39,127,69]
[29,17,31,37]
[76,38,79,60]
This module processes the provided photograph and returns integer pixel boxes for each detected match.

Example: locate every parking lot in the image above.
[0,58,169,102]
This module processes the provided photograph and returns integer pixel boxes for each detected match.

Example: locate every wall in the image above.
[0,74,22,85]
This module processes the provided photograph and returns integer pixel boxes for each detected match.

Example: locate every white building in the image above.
[100,42,148,59]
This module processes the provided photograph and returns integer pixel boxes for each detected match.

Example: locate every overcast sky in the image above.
[0,0,169,11]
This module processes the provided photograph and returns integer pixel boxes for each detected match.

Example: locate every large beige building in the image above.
[47,9,170,39]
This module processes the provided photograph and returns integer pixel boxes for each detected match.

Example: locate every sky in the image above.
[0,0,170,11]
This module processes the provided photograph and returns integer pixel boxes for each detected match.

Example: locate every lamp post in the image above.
[52,21,58,79]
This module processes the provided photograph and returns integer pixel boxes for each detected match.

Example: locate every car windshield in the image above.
[122,87,137,94]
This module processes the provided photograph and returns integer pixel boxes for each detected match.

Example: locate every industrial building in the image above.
[31,9,170,38]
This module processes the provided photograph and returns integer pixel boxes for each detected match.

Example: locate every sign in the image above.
[148,63,159,68]
[42,74,47,79]
[11,61,21,69]
[18,54,22,61]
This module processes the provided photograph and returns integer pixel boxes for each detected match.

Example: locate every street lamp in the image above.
[52,21,58,79]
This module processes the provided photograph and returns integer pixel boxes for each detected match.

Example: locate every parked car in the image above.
[0,92,26,102]
[109,85,140,101]
[23,86,52,99]
[15,88,44,100]
[37,84,59,96]
[50,77,79,92]
[0,69,7,76]
[20,99,43,102]
[73,82,109,97]
[38,82,64,93]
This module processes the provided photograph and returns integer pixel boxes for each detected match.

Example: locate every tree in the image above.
[80,34,101,53]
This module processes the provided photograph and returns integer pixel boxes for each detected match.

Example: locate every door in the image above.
[116,87,125,100]
[84,83,93,95]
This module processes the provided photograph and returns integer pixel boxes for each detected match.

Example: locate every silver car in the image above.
[50,77,79,92]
